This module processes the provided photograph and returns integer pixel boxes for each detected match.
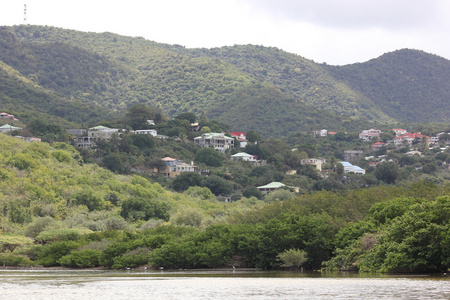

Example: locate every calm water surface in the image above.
[0,269,449,299]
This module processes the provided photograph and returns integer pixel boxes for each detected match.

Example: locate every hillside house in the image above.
[159,157,198,178]
[344,150,364,162]
[257,182,286,194]
[0,112,18,121]
[313,129,328,137]
[300,158,326,172]
[359,129,381,141]
[340,161,366,174]
[0,124,22,133]
[133,129,157,136]
[394,133,430,147]
[74,125,123,148]
[230,152,257,162]
[230,131,247,148]
[193,132,234,153]
[371,142,386,151]
[392,128,407,136]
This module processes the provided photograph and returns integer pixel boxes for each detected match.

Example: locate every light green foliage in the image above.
[170,207,205,228]
[8,153,36,170]
[24,216,65,238]
[35,228,93,243]
[0,235,33,252]
[264,189,296,202]
[51,150,72,163]
[183,186,216,201]
[278,249,308,268]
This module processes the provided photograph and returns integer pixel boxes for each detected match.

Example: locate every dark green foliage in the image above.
[73,189,104,211]
[203,175,234,196]
[175,112,197,123]
[172,172,204,192]
[194,147,223,167]
[120,197,170,221]
[102,152,128,174]
[297,164,320,180]
[242,186,263,199]
[129,134,154,151]
[374,162,400,184]
[37,241,81,266]
[325,194,450,273]
[59,249,102,268]
[325,49,450,123]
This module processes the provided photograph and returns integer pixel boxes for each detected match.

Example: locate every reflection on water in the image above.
[0,270,449,300]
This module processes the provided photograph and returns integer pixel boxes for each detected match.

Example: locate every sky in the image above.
[1,0,449,65]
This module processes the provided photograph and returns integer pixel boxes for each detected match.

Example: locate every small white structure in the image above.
[359,129,381,141]
[0,124,22,133]
[339,161,366,174]
[257,182,286,194]
[230,152,257,162]
[133,129,157,136]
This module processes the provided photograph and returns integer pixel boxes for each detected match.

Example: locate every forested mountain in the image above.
[0,25,449,136]
[324,49,450,123]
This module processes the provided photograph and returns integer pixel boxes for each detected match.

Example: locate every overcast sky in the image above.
[1,0,449,65]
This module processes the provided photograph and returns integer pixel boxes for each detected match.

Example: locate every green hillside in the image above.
[1,25,448,136]
[182,45,392,123]
[324,49,450,123]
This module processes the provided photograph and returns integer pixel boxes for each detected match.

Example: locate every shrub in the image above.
[59,249,102,268]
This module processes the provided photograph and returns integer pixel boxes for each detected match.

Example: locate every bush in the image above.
[51,150,72,163]
[37,241,81,266]
[112,248,149,269]
[59,249,102,268]
[0,253,34,266]
[278,249,308,268]
[194,147,223,167]
[120,197,170,221]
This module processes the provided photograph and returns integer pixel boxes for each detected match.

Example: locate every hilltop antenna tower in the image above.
[23,3,28,25]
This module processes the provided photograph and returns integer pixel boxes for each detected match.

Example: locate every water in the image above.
[0,269,449,299]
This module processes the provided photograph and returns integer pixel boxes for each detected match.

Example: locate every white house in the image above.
[230,152,257,162]
[133,129,157,136]
[193,132,234,153]
[339,161,366,174]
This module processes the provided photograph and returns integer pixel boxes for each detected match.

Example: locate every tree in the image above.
[130,134,154,151]
[203,175,234,196]
[335,162,344,175]
[246,130,260,143]
[242,186,263,199]
[374,162,400,184]
[146,158,167,172]
[175,112,197,123]
[172,172,204,191]
[120,197,170,221]
[123,104,166,130]
[277,249,308,268]
[297,164,320,180]
[194,147,223,167]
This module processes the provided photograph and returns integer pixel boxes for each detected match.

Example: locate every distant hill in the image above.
[0,25,448,136]
[323,49,450,123]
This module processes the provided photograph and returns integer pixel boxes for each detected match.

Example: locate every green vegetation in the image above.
[0,25,448,273]
[2,25,448,138]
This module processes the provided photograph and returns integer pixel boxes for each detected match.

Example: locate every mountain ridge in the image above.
[0,25,448,136]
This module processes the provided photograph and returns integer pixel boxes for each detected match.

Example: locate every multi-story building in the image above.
[193,132,234,153]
